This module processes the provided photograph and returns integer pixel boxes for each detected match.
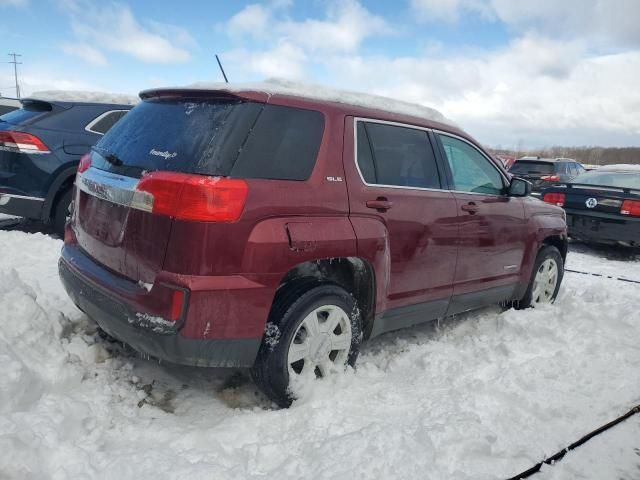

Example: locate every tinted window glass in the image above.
[0,105,18,116]
[356,122,376,183]
[88,110,128,134]
[92,99,262,178]
[231,105,324,181]
[361,122,440,189]
[439,134,504,195]
[0,101,52,125]
[509,161,555,175]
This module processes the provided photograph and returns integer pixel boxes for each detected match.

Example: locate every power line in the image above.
[8,52,22,99]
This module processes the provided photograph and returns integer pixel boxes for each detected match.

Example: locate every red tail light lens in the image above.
[0,130,50,153]
[543,192,566,206]
[136,172,248,222]
[170,289,185,321]
[541,175,561,182]
[620,200,640,216]
[77,153,92,173]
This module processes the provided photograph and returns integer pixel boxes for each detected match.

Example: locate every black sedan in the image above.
[542,165,640,248]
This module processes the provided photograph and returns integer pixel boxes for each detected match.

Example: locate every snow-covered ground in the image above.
[0,230,638,479]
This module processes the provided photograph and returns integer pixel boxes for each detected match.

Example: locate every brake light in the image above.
[620,200,640,216]
[136,171,248,222]
[541,175,560,182]
[77,153,92,173]
[543,192,565,206]
[0,131,50,154]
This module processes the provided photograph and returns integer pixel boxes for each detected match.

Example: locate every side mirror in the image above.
[509,177,532,197]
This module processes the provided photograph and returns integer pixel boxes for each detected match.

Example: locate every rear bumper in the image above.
[566,210,640,246]
[59,245,265,367]
[0,192,44,219]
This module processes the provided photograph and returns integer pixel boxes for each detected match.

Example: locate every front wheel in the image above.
[251,281,362,407]
[515,245,564,309]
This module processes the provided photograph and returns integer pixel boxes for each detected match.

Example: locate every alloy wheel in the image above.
[287,304,352,378]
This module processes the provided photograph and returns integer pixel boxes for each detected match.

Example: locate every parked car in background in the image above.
[0,97,20,116]
[509,157,586,195]
[0,93,134,235]
[542,164,640,248]
[59,82,567,407]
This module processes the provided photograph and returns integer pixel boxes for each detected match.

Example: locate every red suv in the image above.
[59,84,567,406]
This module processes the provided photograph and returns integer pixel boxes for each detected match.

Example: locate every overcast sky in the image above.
[1,0,639,148]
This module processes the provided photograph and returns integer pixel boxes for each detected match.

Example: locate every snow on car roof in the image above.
[154,78,454,127]
[598,164,640,173]
[27,90,139,106]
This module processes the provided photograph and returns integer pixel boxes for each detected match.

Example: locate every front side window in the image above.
[356,121,441,189]
[438,134,504,195]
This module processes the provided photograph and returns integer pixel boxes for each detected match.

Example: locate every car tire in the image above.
[514,245,564,309]
[251,279,362,408]
[53,188,72,238]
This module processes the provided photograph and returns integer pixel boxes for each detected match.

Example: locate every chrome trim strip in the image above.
[84,109,129,136]
[76,167,153,212]
[352,117,508,198]
[0,193,45,202]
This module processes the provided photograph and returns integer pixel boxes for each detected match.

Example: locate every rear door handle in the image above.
[461,202,478,214]
[366,198,393,211]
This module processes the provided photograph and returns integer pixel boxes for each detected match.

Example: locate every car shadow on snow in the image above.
[568,239,639,261]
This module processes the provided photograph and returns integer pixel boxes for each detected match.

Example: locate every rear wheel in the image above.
[515,245,564,309]
[53,188,72,238]
[251,281,362,407]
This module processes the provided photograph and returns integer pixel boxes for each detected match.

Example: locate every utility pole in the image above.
[8,53,22,99]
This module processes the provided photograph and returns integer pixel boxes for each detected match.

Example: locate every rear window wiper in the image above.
[91,146,123,166]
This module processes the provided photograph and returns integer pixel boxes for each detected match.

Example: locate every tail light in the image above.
[136,171,248,222]
[77,153,92,173]
[543,192,566,206]
[0,131,50,154]
[620,200,640,216]
[541,175,560,182]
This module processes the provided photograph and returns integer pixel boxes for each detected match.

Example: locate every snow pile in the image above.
[28,90,139,105]
[146,78,454,127]
[0,231,639,479]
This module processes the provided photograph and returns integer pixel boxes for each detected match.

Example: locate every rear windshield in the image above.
[92,98,325,181]
[574,171,640,190]
[0,101,52,125]
[509,161,555,175]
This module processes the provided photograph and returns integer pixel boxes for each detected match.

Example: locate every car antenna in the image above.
[215,54,229,83]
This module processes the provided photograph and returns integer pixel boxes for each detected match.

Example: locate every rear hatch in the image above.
[509,161,556,190]
[73,95,264,283]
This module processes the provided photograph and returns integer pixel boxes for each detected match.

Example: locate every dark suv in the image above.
[0,97,132,235]
[509,157,585,194]
[59,85,567,406]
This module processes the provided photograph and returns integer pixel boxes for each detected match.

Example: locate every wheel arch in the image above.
[42,165,78,222]
[275,257,377,339]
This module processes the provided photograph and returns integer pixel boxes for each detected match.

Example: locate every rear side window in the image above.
[356,120,441,189]
[230,105,324,181]
[86,110,128,135]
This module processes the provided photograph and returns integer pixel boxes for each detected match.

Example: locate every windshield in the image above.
[509,161,555,175]
[91,98,263,178]
[573,171,640,190]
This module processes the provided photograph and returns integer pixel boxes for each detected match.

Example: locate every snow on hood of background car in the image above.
[597,164,640,172]
[148,78,455,127]
[28,90,139,105]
